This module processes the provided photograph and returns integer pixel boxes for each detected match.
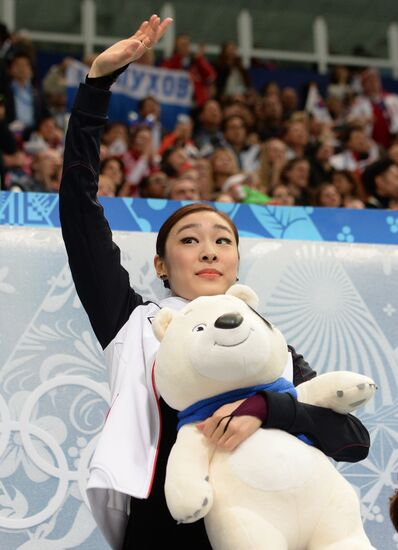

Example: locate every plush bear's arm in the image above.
[165,424,214,524]
[295,371,377,414]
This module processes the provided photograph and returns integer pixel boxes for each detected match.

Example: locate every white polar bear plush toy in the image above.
[153,284,377,550]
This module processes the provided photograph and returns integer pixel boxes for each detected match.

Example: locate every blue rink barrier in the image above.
[1,191,398,244]
[1,192,398,549]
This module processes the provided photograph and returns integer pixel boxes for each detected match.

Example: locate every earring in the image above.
[236,277,239,281]
[160,274,167,280]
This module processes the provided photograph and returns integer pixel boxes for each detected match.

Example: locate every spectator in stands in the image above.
[245,170,271,199]
[4,52,49,137]
[214,41,250,101]
[222,114,260,171]
[330,126,379,176]
[256,93,284,141]
[307,113,334,150]
[281,87,299,119]
[312,182,342,207]
[42,57,71,131]
[262,81,281,97]
[8,149,61,193]
[137,96,164,151]
[98,174,116,197]
[362,158,398,209]
[162,34,215,107]
[257,138,287,191]
[102,121,129,156]
[222,172,271,204]
[326,95,347,130]
[348,68,398,149]
[330,169,366,207]
[159,113,198,158]
[100,157,125,196]
[193,99,224,153]
[283,119,309,160]
[166,174,201,201]
[282,157,312,205]
[179,163,200,182]
[161,145,194,177]
[327,65,353,101]
[23,115,63,155]
[123,124,158,194]
[138,169,168,199]
[242,86,259,115]
[222,98,255,132]
[220,173,247,203]
[7,30,36,62]
[0,23,35,83]
[309,139,335,187]
[2,149,26,187]
[196,157,214,200]
[269,182,295,205]
[209,147,239,193]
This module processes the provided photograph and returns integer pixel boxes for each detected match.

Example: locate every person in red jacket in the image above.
[162,34,216,107]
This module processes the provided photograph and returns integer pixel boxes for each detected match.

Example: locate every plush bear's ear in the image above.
[153,308,175,341]
[226,284,259,309]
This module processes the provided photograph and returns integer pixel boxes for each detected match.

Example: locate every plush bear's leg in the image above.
[205,507,288,550]
[307,480,374,550]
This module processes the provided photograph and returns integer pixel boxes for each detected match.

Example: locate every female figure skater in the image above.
[59,15,370,549]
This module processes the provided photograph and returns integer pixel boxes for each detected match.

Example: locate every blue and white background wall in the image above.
[1,192,398,549]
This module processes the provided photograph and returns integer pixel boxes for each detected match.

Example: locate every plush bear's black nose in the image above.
[214,312,243,329]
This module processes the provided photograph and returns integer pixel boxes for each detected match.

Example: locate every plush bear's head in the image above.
[153,285,288,411]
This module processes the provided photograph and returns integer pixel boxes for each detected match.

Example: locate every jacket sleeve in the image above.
[59,82,143,350]
[262,345,371,463]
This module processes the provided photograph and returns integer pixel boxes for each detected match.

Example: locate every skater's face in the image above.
[154,210,239,301]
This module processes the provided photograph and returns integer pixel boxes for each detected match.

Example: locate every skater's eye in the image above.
[192,323,207,333]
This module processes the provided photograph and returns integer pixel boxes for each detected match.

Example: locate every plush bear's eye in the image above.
[192,323,207,333]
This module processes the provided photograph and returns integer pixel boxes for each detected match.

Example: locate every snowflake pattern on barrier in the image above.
[1,224,398,548]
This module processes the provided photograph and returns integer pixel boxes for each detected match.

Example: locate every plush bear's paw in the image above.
[298,372,377,414]
[326,375,377,414]
[176,495,212,524]
[166,477,213,524]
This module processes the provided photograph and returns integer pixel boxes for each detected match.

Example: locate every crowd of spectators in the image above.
[1,22,398,210]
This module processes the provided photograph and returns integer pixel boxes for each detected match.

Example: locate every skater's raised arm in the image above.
[59,16,173,349]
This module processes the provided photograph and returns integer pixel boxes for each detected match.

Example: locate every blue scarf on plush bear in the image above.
[177,377,313,446]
